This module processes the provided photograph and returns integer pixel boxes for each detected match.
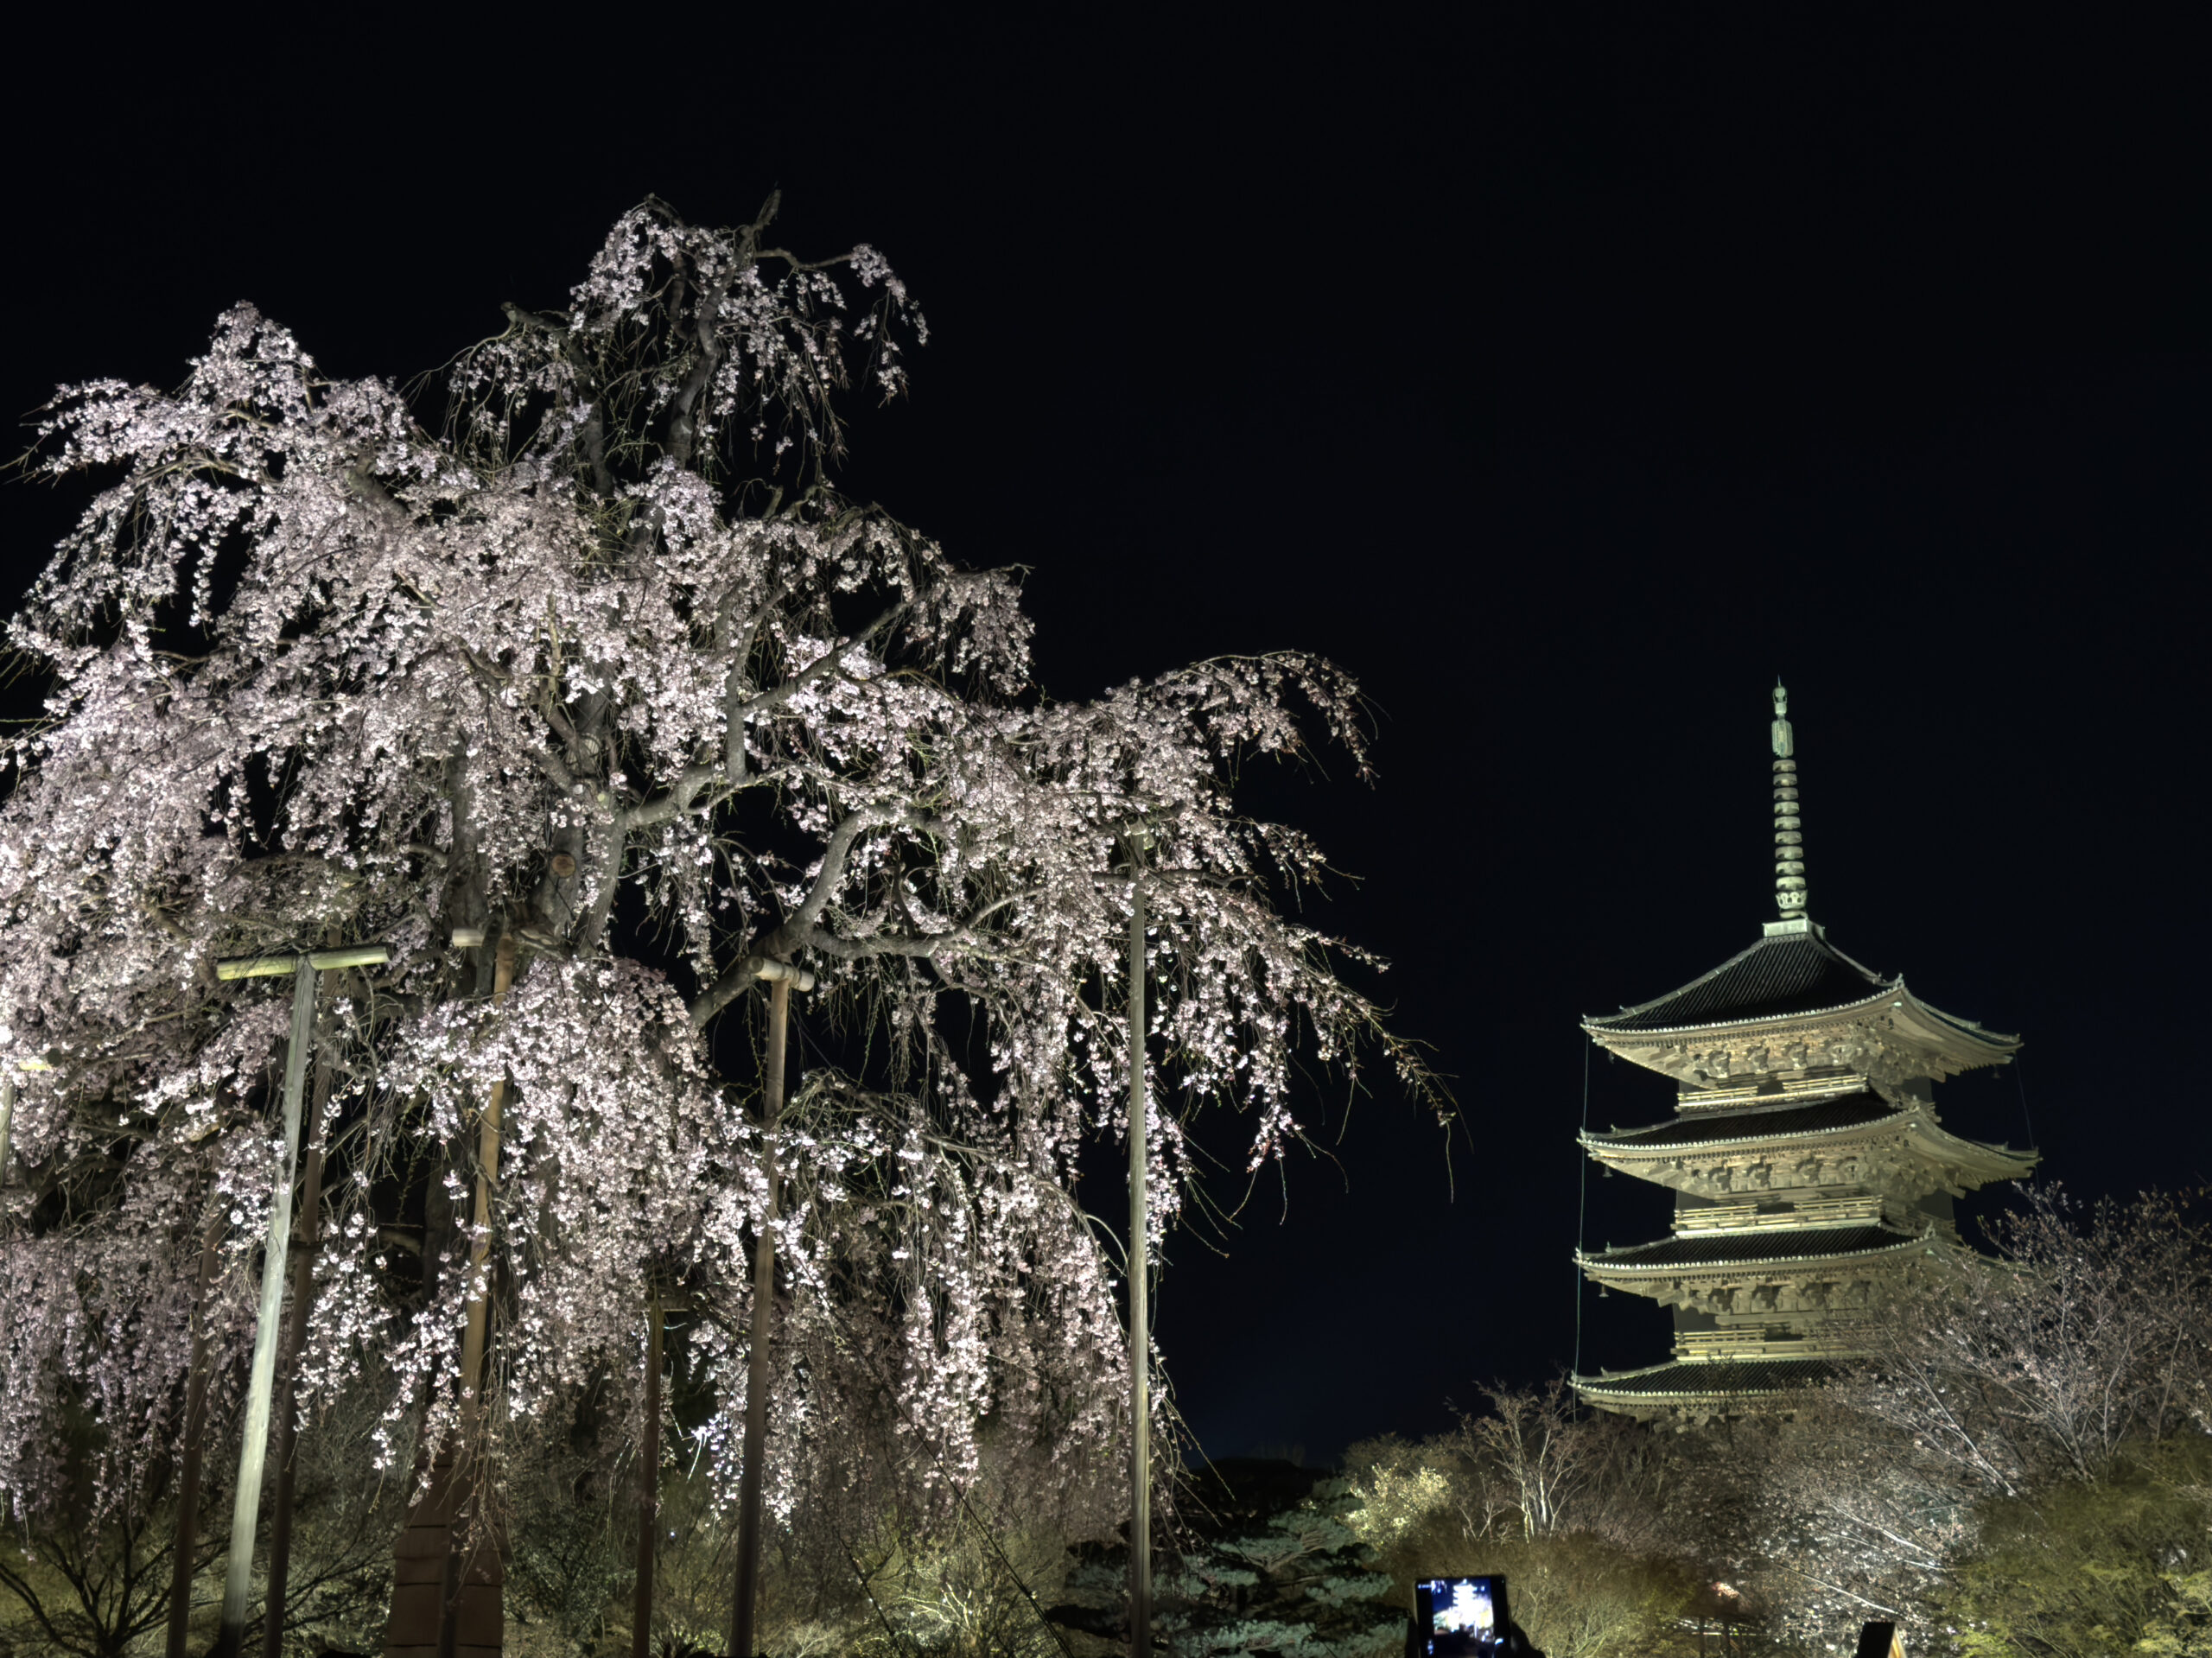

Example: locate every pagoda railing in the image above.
[1675,1195,1885,1233]
[1671,1326,1871,1361]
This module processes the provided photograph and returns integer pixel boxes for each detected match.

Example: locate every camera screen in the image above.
[1415,1576,1509,1656]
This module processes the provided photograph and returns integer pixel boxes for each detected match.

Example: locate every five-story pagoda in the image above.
[1573,686,2036,1421]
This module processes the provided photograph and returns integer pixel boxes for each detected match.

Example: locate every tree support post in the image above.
[0,1055,54,1201]
[212,944,391,1658]
[728,959,811,1658]
[262,952,344,1658]
[440,927,518,1658]
[632,1293,664,1658]
[1126,865,1152,1658]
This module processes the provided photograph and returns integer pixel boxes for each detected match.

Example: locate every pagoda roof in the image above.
[1586,927,1893,1034]
[1581,921,2021,1088]
[1580,1089,2037,1198]
[1579,1223,1923,1272]
[1587,1090,1897,1149]
[1574,1356,1839,1401]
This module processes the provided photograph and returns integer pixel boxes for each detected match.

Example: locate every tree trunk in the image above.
[165,1214,226,1658]
[632,1293,664,1658]
[388,931,513,1658]
[728,975,790,1658]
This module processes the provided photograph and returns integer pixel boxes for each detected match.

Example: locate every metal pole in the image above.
[165,1213,226,1658]
[1127,867,1151,1658]
[632,1293,664,1658]
[216,961,321,1658]
[262,955,340,1658]
[728,974,790,1658]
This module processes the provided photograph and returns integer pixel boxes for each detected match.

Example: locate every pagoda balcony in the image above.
[1674,1195,1885,1233]
[1671,1326,1867,1362]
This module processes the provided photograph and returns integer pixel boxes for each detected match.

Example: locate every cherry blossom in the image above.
[0,196,1433,1547]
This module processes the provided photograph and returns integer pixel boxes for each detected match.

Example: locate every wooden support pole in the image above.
[439,927,518,1658]
[215,946,394,980]
[0,1057,54,1196]
[215,961,321,1658]
[632,1293,664,1658]
[165,1213,227,1658]
[455,931,516,1438]
[1126,868,1151,1658]
[262,953,342,1658]
[728,973,791,1658]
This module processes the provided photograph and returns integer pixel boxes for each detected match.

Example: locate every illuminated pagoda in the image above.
[1572,685,2035,1421]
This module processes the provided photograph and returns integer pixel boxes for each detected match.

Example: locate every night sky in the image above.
[5,13,2206,1467]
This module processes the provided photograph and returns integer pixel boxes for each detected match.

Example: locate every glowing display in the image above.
[1414,1575,1510,1656]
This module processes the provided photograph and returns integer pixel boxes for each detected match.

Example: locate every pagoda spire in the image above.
[1771,682,1808,919]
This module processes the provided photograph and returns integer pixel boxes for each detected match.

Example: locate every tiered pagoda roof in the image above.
[1586,925,1892,1032]
[1570,684,2035,1422]
[1581,1086,2034,1202]
[1582,922,2019,1092]
[1575,1356,1840,1413]
[1581,1223,1923,1271]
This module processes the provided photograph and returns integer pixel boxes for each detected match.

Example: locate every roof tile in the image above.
[1592,1092,1899,1148]
[1586,930,1890,1033]
[1586,1224,1918,1268]
[1577,1357,1840,1397]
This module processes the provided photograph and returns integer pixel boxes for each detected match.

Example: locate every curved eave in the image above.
[1582,981,1896,1042]
[1580,1108,1902,1158]
[1886,982,2021,1063]
[1586,981,2020,1091]
[1582,1110,2038,1184]
[1583,980,2018,1056]
[1576,1229,1930,1279]
[1903,1119,2039,1185]
[1573,1356,1837,1405]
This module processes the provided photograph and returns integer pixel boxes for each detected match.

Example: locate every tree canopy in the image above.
[0,195,1434,1553]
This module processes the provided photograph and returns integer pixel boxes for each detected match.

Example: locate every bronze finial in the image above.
[1771,682,1807,918]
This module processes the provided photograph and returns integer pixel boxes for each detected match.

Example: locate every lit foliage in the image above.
[1745,1185,2212,1646]
[1938,1436,2212,1657]
[1342,1406,1696,1658]
[0,196,1433,1542]
[1059,1471,1402,1657]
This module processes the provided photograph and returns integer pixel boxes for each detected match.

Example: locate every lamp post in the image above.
[211,943,391,1658]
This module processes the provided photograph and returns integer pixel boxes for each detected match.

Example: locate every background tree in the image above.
[1338,1394,1701,1658]
[1938,1434,2212,1658]
[0,1371,404,1658]
[1740,1186,2212,1646]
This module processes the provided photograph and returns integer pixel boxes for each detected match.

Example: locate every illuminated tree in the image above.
[1745,1186,2212,1643]
[0,193,1433,1620]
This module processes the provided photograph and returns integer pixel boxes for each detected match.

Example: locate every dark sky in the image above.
[5,12,2206,1466]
